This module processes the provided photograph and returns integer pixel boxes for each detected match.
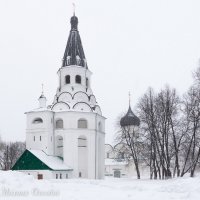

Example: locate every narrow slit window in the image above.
[86,78,89,87]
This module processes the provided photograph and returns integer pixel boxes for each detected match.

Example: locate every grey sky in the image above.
[0,0,199,143]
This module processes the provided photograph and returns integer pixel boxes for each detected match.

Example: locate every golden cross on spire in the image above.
[42,83,44,95]
[72,3,76,16]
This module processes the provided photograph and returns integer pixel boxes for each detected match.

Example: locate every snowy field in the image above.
[0,171,200,200]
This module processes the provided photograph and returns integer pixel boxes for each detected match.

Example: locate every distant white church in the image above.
[104,105,142,178]
[12,14,106,180]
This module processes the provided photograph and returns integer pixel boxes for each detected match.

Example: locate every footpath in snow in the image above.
[0,171,200,200]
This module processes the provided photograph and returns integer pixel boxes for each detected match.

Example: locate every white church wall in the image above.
[53,111,105,179]
[52,171,73,179]
[97,132,105,179]
[58,66,92,89]
[55,135,63,158]
[19,170,72,179]
[26,111,54,155]
[19,170,53,179]
[78,135,88,178]
[25,108,105,179]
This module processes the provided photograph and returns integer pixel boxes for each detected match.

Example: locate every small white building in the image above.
[12,14,106,180]
[105,143,134,178]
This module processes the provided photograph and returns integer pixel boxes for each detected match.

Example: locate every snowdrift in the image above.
[0,171,200,200]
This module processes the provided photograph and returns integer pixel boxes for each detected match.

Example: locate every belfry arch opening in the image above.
[65,75,70,84]
[75,75,81,84]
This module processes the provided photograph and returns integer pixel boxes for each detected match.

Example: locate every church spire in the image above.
[62,13,88,68]
[38,84,47,108]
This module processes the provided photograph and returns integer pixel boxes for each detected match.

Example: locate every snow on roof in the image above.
[25,107,52,113]
[105,158,128,166]
[29,150,72,171]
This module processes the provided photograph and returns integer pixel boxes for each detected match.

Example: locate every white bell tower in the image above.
[50,14,106,179]
[25,13,106,179]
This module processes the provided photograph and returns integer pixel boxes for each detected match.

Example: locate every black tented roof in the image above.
[62,15,88,68]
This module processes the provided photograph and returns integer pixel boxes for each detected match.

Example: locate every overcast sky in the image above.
[0,0,200,143]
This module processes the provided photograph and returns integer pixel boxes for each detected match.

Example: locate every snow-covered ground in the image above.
[0,171,200,200]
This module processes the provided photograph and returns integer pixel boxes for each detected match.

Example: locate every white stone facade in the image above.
[18,170,72,180]
[25,64,106,179]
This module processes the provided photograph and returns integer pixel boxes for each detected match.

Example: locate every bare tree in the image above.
[181,86,200,177]
[0,140,25,170]
[138,87,182,179]
[193,66,200,85]
[120,125,141,179]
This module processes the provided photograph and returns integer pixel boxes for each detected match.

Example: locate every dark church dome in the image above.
[120,106,140,127]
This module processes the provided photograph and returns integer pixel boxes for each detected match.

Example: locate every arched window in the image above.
[65,75,70,84]
[78,119,87,128]
[75,75,81,84]
[56,119,63,129]
[86,78,89,88]
[33,118,43,124]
